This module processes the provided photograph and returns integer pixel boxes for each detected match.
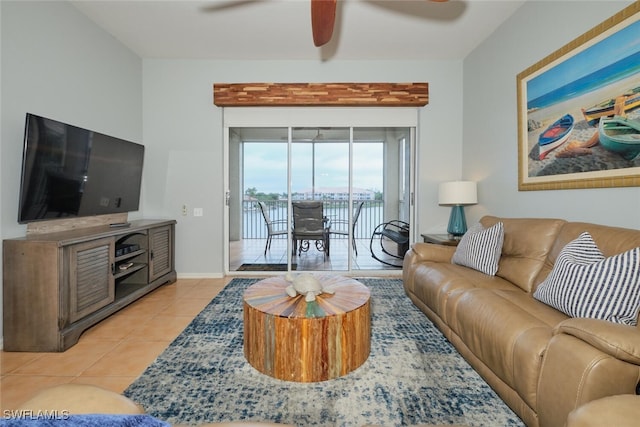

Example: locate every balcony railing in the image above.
[243,200,384,240]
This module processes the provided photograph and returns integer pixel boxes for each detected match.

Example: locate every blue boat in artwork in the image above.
[538,114,574,160]
[598,116,640,160]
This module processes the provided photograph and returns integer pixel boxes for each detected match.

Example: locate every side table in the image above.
[421,233,460,246]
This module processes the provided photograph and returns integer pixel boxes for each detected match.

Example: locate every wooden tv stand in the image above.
[3,219,177,352]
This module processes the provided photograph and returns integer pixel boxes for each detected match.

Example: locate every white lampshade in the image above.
[438,181,478,206]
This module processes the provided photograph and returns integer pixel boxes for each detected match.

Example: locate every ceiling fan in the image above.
[311,0,449,46]
[204,0,452,48]
[285,128,328,141]
[281,128,351,142]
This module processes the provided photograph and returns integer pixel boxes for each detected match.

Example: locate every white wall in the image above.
[142,59,464,276]
[0,1,142,345]
[1,1,143,237]
[463,1,640,229]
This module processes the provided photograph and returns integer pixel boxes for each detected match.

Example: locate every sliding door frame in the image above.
[222,107,420,276]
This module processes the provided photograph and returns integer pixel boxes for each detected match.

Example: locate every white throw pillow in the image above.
[451,222,504,276]
[533,232,640,326]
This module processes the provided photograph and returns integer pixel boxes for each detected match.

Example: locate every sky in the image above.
[527,18,640,100]
[243,142,384,195]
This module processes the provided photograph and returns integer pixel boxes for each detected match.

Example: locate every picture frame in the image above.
[517,2,640,191]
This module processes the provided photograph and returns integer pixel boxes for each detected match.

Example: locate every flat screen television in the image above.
[18,113,144,224]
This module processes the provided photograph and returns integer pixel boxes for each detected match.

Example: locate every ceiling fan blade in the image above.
[311,0,337,47]
[200,0,263,12]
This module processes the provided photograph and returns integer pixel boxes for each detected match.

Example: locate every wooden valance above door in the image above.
[213,83,428,107]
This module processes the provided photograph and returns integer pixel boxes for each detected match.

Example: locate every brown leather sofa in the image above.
[403,216,640,427]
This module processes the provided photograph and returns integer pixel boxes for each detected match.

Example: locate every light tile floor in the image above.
[230,237,405,271]
[0,277,231,411]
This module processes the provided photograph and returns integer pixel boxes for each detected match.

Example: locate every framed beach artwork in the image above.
[517,2,640,191]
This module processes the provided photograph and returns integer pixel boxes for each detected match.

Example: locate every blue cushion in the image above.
[0,414,169,427]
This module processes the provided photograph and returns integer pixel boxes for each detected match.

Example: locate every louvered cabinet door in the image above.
[149,225,174,282]
[67,237,115,323]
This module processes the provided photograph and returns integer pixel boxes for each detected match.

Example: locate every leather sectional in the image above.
[402,216,640,427]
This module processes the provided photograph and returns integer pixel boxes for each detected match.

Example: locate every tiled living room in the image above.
[1,278,230,411]
[2,1,640,426]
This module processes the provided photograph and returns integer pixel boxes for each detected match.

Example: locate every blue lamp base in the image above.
[447,205,467,237]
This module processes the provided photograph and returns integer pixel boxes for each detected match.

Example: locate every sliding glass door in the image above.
[223,108,417,275]
[290,128,350,271]
[228,128,290,272]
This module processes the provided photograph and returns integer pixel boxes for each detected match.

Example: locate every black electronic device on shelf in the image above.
[115,243,140,257]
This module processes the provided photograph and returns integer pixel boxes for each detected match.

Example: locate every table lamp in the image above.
[438,181,478,237]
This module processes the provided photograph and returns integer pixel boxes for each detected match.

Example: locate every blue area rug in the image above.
[124,278,523,426]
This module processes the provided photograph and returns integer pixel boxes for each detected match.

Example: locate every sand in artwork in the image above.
[526,75,640,179]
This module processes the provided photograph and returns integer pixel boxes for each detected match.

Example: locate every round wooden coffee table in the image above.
[243,274,371,382]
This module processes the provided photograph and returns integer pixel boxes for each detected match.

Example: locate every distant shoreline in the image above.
[528,75,640,128]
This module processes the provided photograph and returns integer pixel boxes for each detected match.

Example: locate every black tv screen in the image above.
[18,113,144,224]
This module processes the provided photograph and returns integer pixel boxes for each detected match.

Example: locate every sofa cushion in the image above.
[452,222,504,275]
[534,232,640,326]
[566,395,640,427]
[536,221,640,290]
[481,216,566,293]
[451,289,561,409]
[405,261,515,324]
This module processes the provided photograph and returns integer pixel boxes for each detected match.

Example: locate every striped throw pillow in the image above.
[451,222,504,276]
[533,232,640,326]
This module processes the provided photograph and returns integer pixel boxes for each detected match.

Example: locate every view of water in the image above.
[243,201,384,240]
[528,51,640,110]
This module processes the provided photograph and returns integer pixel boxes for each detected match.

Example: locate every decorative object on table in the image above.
[517,2,640,191]
[284,272,335,302]
[438,181,478,237]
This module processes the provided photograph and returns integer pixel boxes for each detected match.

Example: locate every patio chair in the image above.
[370,219,410,267]
[292,201,330,258]
[329,201,364,255]
[258,201,288,255]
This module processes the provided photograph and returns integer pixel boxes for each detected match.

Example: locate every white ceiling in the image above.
[70,0,526,61]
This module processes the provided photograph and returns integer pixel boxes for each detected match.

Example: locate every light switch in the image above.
[194,208,203,217]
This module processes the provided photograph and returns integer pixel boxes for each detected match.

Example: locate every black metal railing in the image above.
[243,200,384,240]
